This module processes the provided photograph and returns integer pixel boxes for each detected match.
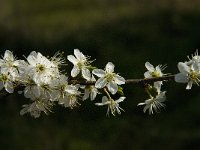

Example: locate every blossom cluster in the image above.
[137,62,167,115]
[0,49,125,118]
[137,50,200,115]
[0,50,199,118]
[175,50,200,89]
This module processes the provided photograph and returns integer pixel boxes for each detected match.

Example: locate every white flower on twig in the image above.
[26,51,59,83]
[92,62,125,94]
[82,75,98,101]
[67,49,92,80]
[144,62,167,92]
[0,69,18,93]
[0,50,26,80]
[175,62,200,89]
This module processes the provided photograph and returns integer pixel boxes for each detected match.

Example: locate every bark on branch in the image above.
[68,75,175,85]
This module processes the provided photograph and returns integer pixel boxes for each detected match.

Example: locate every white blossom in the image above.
[59,90,81,108]
[0,50,17,74]
[0,50,26,80]
[144,62,167,78]
[67,49,92,80]
[0,70,16,93]
[175,61,200,89]
[137,86,166,115]
[82,75,98,101]
[23,75,53,100]
[187,50,200,65]
[144,62,167,91]
[95,96,125,116]
[49,75,80,104]
[20,98,53,118]
[26,51,59,83]
[48,75,81,108]
[92,62,125,94]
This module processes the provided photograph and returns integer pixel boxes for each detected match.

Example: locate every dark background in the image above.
[0,0,200,150]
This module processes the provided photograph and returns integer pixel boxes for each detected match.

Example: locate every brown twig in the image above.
[0,75,175,98]
[68,75,175,85]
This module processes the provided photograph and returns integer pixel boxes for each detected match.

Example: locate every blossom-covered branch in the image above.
[0,49,199,118]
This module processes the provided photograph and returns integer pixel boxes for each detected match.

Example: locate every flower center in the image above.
[6,60,14,67]
[152,71,161,77]
[189,71,199,82]
[77,59,87,69]
[1,74,8,81]
[36,64,45,73]
[77,62,83,68]
[106,73,114,82]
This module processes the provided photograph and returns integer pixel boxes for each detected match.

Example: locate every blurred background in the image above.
[0,0,200,149]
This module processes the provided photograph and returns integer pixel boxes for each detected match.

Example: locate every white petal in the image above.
[155,66,163,76]
[0,59,4,65]
[91,75,96,81]
[5,81,14,93]
[102,96,109,103]
[155,66,162,72]
[14,60,27,67]
[58,96,67,105]
[178,62,190,74]
[65,85,78,94]
[90,89,98,101]
[191,62,199,71]
[106,62,115,73]
[74,49,85,60]
[4,50,14,61]
[1,68,9,74]
[154,81,162,93]
[82,68,91,80]
[186,81,193,90]
[67,55,78,65]
[37,52,44,62]
[24,87,31,98]
[107,81,118,94]
[114,75,125,85]
[95,96,110,106]
[29,51,37,57]
[137,102,145,106]
[50,90,60,101]
[144,99,153,105]
[71,65,80,77]
[144,71,152,78]
[92,69,105,77]
[175,73,188,83]
[83,89,90,100]
[116,97,126,103]
[27,53,37,66]
[95,77,107,88]
[143,105,150,113]
[148,105,153,114]
[145,62,155,72]
[20,107,28,116]
[157,91,166,102]
[32,86,41,98]
[59,75,68,84]
[95,102,105,106]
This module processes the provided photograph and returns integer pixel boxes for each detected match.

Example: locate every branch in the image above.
[0,75,175,99]
[68,75,175,85]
